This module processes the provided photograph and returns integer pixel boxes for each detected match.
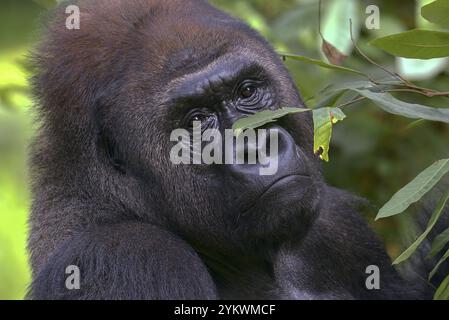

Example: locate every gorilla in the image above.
[28,0,445,300]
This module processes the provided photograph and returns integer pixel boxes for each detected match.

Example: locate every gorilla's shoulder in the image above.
[320,186,368,218]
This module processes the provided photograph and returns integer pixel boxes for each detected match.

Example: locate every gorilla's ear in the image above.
[98,130,126,174]
[93,99,126,174]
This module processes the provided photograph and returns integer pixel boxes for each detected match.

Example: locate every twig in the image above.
[349,19,449,98]
[349,19,399,85]
[318,0,323,39]
[387,88,449,98]
[336,96,367,109]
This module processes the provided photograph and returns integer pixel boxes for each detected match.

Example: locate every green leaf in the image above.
[392,185,449,265]
[422,0,449,28]
[429,247,449,280]
[315,79,399,103]
[232,107,310,136]
[279,53,366,77]
[371,29,449,59]
[377,159,449,220]
[232,106,346,162]
[427,227,449,259]
[434,274,449,300]
[313,107,346,162]
[396,1,449,81]
[354,89,449,124]
[314,90,348,109]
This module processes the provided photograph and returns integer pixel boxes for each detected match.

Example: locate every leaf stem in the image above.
[336,96,367,109]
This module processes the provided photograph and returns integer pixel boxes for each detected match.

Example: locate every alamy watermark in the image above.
[65,5,80,30]
[65,265,81,290]
[63,4,382,31]
[365,5,381,30]
[170,122,279,176]
[365,265,381,290]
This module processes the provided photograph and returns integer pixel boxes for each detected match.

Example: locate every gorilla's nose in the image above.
[227,125,307,178]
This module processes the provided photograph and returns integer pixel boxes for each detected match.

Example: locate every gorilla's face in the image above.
[99,4,322,252]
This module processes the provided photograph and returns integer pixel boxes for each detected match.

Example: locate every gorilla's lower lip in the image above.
[262,174,310,196]
[241,174,310,214]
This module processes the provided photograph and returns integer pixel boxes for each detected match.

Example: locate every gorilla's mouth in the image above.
[241,173,311,215]
[265,174,310,194]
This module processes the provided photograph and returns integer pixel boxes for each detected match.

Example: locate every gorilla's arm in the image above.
[30,222,218,300]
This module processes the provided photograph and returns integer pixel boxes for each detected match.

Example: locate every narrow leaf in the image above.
[377,159,449,219]
[422,0,449,28]
[314,79,400,108]
[392,186,449,265]
[354,89,449,124]
[434,274,449,300]
[313,107,346,161]
[429,248,449,280]
[371,29,449,59]
[232,107,310,136]
[397,1,449,80]
[314,90,348,109]
[427,227,449,259]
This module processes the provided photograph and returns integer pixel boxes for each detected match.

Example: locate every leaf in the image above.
[422,0,449,28]
[377,159,449,220]
[392,185,449,265]
[314,89,348,109]
[321,0,360,57]
[232,107,310,136]
[429,248,449,280]
[354,89,449,124]
[396,1,449,80]
[427,227,449,259]
[314,80,449,125]
[371,29,449,59]
[313,107,346,161]
[434,274,449,300]
[322,40,348,66]
[279,53,366,77]
[232,107,346,162]
[316,79,400,101]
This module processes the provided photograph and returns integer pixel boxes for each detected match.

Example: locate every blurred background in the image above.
[0,0,448,299]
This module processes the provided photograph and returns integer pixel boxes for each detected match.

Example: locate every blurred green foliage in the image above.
[0,0,44,300]
[0,0,448,299]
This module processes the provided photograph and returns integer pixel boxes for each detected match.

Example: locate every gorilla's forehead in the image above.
[131,5,278,88]
[61,0,274,81]
[164,45,227,79]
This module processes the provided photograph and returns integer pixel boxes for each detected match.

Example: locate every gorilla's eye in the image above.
[239,84,257,99]
[183,109,217,131]
[191,114,208,123]
[236,81,263,110]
